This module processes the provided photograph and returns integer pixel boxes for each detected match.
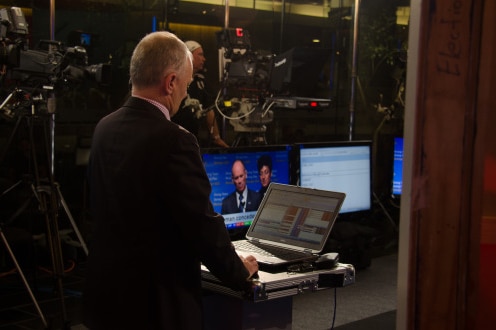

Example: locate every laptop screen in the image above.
[246,183,345,252]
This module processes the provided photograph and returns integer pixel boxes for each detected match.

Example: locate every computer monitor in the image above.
[201,145,293,236]
[391,136,404,197]
[296,141,373,217]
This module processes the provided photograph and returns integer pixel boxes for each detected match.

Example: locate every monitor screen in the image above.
[297,141,372,215]
[80,32,92,46]
[201,145,293,235]
[392,136,404,197]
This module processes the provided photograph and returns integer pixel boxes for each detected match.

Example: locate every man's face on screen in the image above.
[231,161,247,193]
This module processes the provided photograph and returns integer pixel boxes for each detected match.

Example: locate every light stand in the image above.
[348,0,361,141]
[372,99,401,235]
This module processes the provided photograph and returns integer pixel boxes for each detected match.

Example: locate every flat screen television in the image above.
[201,145,294,237]
[391,136,404,198]
[296,141,373,218]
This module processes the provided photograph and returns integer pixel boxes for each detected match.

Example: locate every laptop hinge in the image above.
[303,249,313,255]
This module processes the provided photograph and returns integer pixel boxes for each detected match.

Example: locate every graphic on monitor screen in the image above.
[201,145,293,233]
[392,136,404,197]
[297,141,372,215]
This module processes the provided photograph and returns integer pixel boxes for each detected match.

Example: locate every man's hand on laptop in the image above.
[240,255,259,280]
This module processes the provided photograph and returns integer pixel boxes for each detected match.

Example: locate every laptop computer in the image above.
[232,183,346,271]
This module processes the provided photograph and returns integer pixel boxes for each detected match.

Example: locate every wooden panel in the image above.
[474,0,496,328]
[408,0,484,329]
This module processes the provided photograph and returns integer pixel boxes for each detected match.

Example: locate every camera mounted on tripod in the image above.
[0,7,111,119]
[216,28,275,139]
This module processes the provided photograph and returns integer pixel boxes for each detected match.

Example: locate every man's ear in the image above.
[163,72,177,94]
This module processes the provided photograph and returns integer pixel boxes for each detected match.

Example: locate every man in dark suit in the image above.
[83,31,258,330]
[221,160,261,214]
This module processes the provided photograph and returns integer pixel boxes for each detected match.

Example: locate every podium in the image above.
[201,263,355,330]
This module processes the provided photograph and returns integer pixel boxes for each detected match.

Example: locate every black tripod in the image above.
[0,89,88,329]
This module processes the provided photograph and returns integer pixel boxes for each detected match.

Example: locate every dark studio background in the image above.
[0,0,407,301]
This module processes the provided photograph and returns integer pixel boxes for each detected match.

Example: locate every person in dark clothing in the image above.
[83,31,258,330]
[221,159,261,214]
[257,154,273,197]
[172,40,229,148]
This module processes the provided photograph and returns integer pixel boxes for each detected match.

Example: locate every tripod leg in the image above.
[0,227,49,329]
[55,183,89,256]
[232,134,241,147]
[1,179,23,198]
[47,191,69,326]
[373,191,399,233]
[35,184,69,329]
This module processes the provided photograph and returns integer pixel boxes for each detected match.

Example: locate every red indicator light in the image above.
[236,28,244,37]
[310,101,318,107]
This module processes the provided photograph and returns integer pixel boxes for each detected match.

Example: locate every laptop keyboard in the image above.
[233,240,308,260]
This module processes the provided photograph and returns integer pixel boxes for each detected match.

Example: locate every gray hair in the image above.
[130,31,191,89]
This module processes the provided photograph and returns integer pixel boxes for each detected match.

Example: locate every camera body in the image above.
[0,7,110,118]
[0,7,28,68]
[217,28,273,96]
[216,28,275,133]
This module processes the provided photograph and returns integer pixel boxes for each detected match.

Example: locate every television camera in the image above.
[0,6,111,119]
[1,8,94,328]
[215,28,275,140]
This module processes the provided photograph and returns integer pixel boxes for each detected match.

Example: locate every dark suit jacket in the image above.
[221,189,261,214]
[83,97,251,330]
